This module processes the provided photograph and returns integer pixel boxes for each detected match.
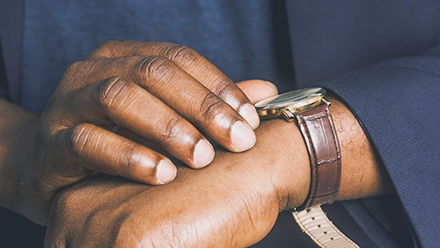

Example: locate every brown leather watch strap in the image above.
[295,103,341,211]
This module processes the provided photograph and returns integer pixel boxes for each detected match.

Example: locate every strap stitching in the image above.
[299,114,319,208]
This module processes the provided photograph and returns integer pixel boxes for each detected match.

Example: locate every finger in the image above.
[63,76,216,168]
[116,127,169,156]
[60,123,177,185]
[236,80,279,104]
[125,56,257,152]
[77,57,257,153]
[85,41,260,128]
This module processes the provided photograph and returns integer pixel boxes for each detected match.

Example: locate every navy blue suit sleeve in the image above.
[319,44,440,247]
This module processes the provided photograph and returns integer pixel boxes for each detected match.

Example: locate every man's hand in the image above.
[45,119,309,248]
[0,41,275,225]
[44,82,291,248]
[44,91,395,247]
[40,40,261,184]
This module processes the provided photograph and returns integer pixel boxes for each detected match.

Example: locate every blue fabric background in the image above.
[0,0,437,247]
[320,52,440,247]
[22,0,294,114]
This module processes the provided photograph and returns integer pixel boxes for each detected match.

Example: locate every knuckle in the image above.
[119,144,142,175]
[163,44,199,67]
[159,117,186,144]
[89,40,121,58]
[211,79,235,99]
[197,92,226,123]
[118,40,138,48]
[100,39,120,48]
[94,40,140,58]
[66,123,95,157]
[64,61,85,75]
[99,40,125,54]
[94,77,132,112]
[137,56,175,87]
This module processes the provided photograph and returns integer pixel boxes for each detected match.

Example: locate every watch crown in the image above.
[281,109,296,122]
[322,97,331,106]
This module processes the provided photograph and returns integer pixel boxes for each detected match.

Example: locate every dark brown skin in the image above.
[45,87,394,247]
[0,41,265,225]
[0,40,394,247]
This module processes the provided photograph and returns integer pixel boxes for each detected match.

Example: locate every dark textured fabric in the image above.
[285,0,440,87]
[0,0,439,247]
[21,0,294,114]
[319,51,440,247]
[285,1,440,247]
[0,0,24,102]
[0,35,10,99]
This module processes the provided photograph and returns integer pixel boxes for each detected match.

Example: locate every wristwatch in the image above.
[254,87,341,210]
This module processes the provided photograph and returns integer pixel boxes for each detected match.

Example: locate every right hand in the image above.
[15,40,272,225]
[45,87,305,248]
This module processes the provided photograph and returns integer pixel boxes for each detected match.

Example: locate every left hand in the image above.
[6,41,271,225]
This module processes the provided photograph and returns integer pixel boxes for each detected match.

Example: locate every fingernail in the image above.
[265,81,279,94]
[239,103,260,129]
[193,139,215,168]
[156,159,177,184]
[231,121,256,152]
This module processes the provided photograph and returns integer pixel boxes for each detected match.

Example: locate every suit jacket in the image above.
[0,0,439,247]
[287,2,440,247]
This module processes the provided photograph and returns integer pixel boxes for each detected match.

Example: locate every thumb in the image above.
[236,80,278,104]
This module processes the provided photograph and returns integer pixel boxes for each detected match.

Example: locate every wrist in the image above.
[0,114,40,220]
[254,88,347,211]
[252,119,310,211]
[327,95,395,200]
[45,119,311,247]
[262,93,394,211]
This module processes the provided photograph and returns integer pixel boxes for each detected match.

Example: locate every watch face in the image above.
[255,87,325,118]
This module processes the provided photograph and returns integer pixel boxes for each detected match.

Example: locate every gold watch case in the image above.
[254,87,330,122]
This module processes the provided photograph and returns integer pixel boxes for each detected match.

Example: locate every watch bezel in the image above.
[255,87,327,119]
